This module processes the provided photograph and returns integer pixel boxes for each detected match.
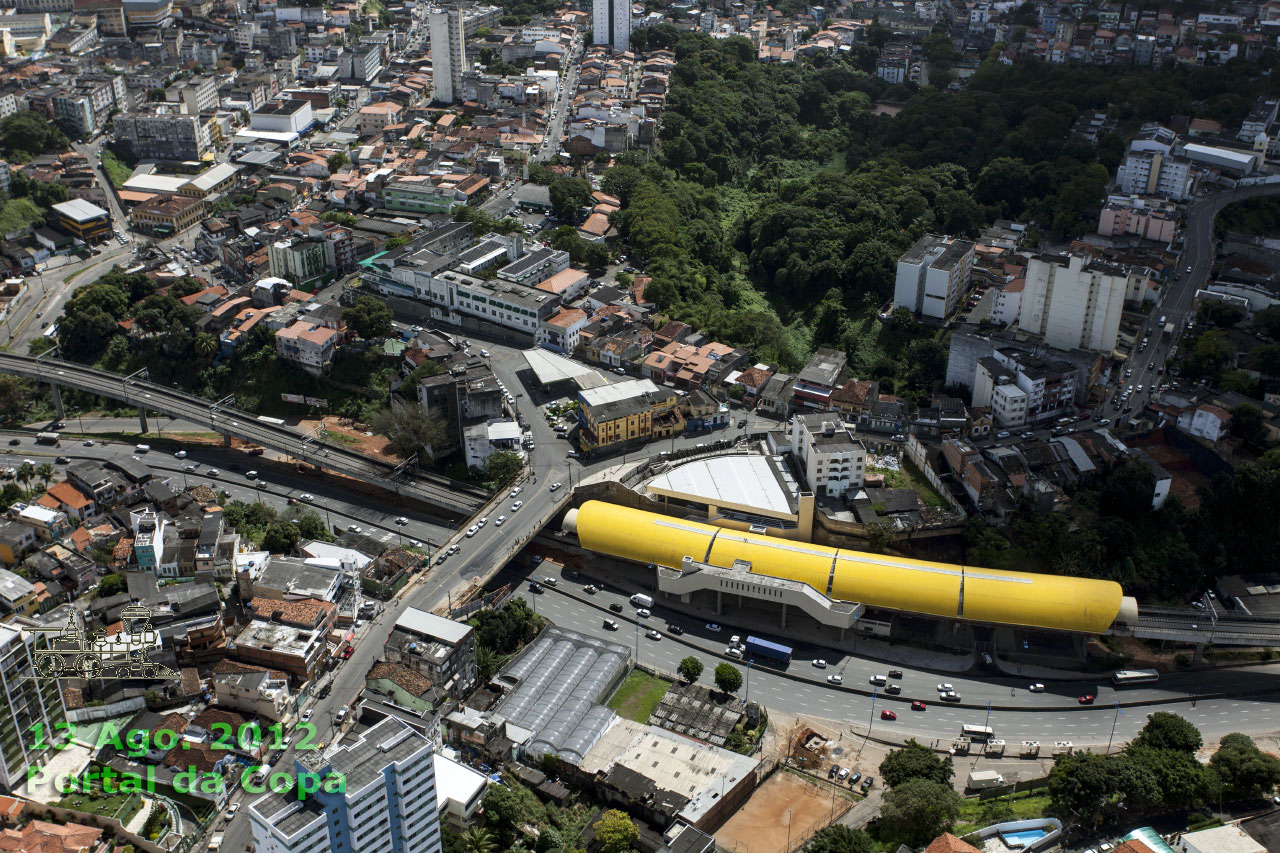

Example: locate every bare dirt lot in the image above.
[715,770,838,853]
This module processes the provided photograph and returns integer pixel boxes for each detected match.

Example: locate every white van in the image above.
[869,674,888,686]
[630,593,654,608]
[134,444,151,453]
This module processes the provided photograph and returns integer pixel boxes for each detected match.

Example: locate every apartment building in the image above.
[275,319,340,375]
[268,238,328,286]
[893,233,976,319]
[386,607,477,699]
[791,347,846,410]
[1115,150,1194,200]
[249,99,314,135]
[790,412,866,499]
[429,7,466,103]
[356,101,403,136]
[121,0,171,29]
[0,624,67,789]
[592,0,630,52]
[247,717,442,853]
[114,110,213,161]
[577,378,680,451]
[1097,196,1178,243]
[1018,254,1128,354]
[130,195,205,236]
[971,350,1078,427]
[382,178,456,214]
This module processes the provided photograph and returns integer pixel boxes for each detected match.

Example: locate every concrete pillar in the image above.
[1194,642,1207,665]
[716,589,722,615]
[223,434,232,447]
[780,602,787,630]
[50,384,63,419]
[137,407,148,434]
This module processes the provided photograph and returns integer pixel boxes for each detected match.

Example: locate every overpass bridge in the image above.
[0,353,486,517]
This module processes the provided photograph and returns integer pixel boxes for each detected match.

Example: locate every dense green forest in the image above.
[605,32,1280,378]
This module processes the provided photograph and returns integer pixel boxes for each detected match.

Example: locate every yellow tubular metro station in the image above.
[568,501,1129,635]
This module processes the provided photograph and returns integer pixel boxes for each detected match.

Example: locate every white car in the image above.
[827,674,843,685]
[494,515,506,527]
[480,349,491,358]
[174,450,187,458]
[705,623,722,632]
[511,501,523,512]
[549,482,562,491]
[347,525,362,534]
[726,647,743,658]
[206,468,220,477]
[447,544,459,555]
[478,516,488,526]
[226,802,240,819]
[812,659,827,669]
[637,608,651,618]
[510,486,522,498]
[466,525,479,537]
[395,516,408,525]
[300,493,313,501]
[184,463,198,472]
[1029,683,1045,692]
[302,709,313,721]
[937,683,953,693]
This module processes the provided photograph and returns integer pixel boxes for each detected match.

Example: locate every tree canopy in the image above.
[879,740,955,788]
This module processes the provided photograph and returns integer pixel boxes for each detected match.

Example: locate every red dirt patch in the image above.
[715,771,839,853]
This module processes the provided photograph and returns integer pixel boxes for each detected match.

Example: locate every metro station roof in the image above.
[571,501,1125,634]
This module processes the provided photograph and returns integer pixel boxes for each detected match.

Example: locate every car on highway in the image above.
[1029,683,1046,692]
[206,468,219,477]
[477,516,488,526]
[737,418,748,428]
[1079,694,1095,705]
[494,515,506,527]
[888,669,903,678]
[603,619,618,630]
[1186,266,1192,273]
[812,659,827,668]
[609,602,623,612]
[447,544,459,555]
[395,516,408,525]
[645,629,661,640]
[637,608,651,618]
[885,684,902,695]
[246,470,258,480]
[226,803,240,819]
[480,349,490,358]
[937,683,953,693]
[511,500,523,512]
[826,673,843,685]
[347,525,362,534]
[667,624,683,635]
[584,584,598,593]
[705,623,722,632]
[880,709,897,721]
[174,450,187,458]
[941,690,960,701]
[82,440,94,446]
[56,456,70,464]
[996,431,1010,439]
[466,525,479,537]
[6,439,17,446]
[302,709,313,721]
[726,647,743,658]
[911,700,927,711]
[510,486,521,498]
[1098,418,1111,426]
[542,577,557,586]
[549,482,562,491]
[183,463,198,472]
[435,553,447,565]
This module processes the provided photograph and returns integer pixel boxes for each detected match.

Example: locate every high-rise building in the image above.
[593,0,630,52]
[429,7,466,104]
[1018,253,1127,354]
[247,717,442,853]
[893,234,976,320]
[0,624,68,790]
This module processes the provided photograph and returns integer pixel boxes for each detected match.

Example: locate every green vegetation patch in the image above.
[101,148,133,190]
[606,670,672,723]
[952,791,1051,837]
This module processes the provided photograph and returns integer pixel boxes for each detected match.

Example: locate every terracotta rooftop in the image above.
[0,820,99,853]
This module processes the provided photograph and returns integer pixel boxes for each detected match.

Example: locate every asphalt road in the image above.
[521,577,1280,746]
[1,434,452,548]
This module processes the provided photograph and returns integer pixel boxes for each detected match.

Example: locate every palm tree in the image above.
[15,462,34,497]
[193,332,218,361]
[36,463,55,491]
[460,827,497,853]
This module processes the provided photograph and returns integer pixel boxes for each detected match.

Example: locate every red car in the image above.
[342,645,354,659]
[911,700,927,711]
[880,709,897,721]
[1078,694,1095,705]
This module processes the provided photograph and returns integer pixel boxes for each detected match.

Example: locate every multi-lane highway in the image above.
[0,353,486,516]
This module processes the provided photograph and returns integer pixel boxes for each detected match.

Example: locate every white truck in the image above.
[630,593,654,608]
[967,770,1005,790]
[209,837,223,851]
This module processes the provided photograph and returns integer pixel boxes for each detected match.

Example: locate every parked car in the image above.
[828,765,840,780]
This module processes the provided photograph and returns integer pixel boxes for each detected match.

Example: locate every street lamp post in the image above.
[984,700,992,732]
[1107,702,1123,754]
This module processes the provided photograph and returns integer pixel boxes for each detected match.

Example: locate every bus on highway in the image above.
[961,724,994,741]
[1112,669,1159,685]
[35,432,60,445]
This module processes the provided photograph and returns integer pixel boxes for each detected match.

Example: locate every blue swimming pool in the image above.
[1001,829,1048,847]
